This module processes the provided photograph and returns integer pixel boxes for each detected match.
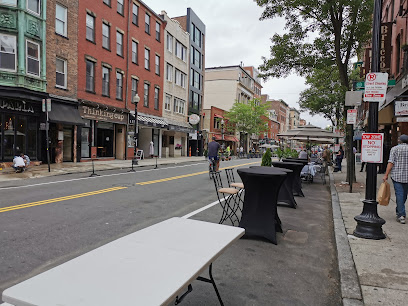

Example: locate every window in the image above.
[116,31,123,56]
[56,57,67,88]
[194,48,201,68]
[102,23,110,49]
[175,69,186,88]
[144,48,149,70]
[193,24,201,47]
[116,71,123,99]
[26,40,40,76]
[191,91,199,109]
[0,34,16,71]
[165,94,171,111]
[0,0,17,6]
[85,59,95,92]
[166,63,173,81]
[102,66,110,96]
[166,34,173,52]
[154,87,159,110]
[213,117,220,129]
[132,3,138,25]
[86,14,95,42]
[27,0,40,15]
[132,40,138,64]
[155,54,160,75]
[155,22,160,41]
[117,0,124,15]
[55,4,67,36]
[190,69,201,90]
[173,98,185,115]
[131,78,138,100]
[145,13,150,34]
[144,83,149,107]
[103,0,110,6]
[175,40,186,61]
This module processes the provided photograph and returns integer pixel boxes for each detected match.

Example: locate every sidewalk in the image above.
[331,162,408,305]
[0,156,206,182]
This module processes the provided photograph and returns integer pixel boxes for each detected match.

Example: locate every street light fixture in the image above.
[132,93,140,166]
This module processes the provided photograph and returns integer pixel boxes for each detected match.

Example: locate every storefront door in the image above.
[81,128,91,158]
[63,128,73,162]
[152,129,159,156]
[97,122,114,157]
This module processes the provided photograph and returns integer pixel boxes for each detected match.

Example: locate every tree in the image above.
[255,0,373,89]
[298,66,346,126]
[224,98,269,135]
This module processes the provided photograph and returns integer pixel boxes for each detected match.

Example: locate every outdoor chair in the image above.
[317,165,326,185]
[225,168,244,213]
[210,170,241,226]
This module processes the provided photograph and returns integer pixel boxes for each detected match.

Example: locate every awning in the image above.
[214,114,224,118]
[165,119,195,133]
[129,113,167,128]
[213,134,239,142]
[48,103,85,126]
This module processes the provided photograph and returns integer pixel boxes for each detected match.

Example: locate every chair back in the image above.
[210,170,224,190]
[224,168,236,187]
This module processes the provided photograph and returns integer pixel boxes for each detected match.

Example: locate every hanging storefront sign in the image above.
[395,101,408,116]
[361,133,384,163]
[189,114,200,125]
[79,105,127,124]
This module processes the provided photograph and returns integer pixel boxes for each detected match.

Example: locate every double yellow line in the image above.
[0,186,126,213]
[1,161,260,213]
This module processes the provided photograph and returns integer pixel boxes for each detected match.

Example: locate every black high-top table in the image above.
[237,167,287,244]
[272,161,305,197]
[250,166,297,208]
[283,158,308,167]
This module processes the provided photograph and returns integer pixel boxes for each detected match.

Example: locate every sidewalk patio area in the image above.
[332,161,408,305]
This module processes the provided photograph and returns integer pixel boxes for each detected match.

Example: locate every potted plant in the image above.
[261,148,272,167]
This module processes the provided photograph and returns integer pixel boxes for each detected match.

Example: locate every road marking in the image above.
[0,187,126,213]
[0,163,206,191]
[136,161,259,186]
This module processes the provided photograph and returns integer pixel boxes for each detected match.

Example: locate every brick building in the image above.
[77,0,166,161]
[46,0,83,164]
[261,94,289,133]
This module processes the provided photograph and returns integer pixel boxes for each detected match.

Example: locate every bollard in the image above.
[154,155,158,169]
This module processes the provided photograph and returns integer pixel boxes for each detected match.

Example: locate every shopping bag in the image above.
[377,181,391,206]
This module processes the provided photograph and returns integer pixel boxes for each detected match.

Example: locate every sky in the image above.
[147,0,331,128]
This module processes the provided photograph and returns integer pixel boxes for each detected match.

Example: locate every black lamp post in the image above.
[353,0,385,239]
[132,93,140,166]
[221,119,225,159]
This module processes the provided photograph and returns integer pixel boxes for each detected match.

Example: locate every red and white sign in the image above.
[347,109,357,124]
[364,72,388,102]
[361,133,384,163]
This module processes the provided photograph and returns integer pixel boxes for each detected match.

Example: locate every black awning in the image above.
[48,103,85,126]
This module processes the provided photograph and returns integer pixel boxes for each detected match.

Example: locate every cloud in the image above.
[148,0,331,128]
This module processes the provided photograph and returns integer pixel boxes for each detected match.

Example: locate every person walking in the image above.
[322,146,331,174]
[335,145,344,172]
[208,137,221,171]
[383,134,408,224]
[239,146,244,158]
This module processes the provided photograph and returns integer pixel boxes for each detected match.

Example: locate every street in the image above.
[0,159,341,305]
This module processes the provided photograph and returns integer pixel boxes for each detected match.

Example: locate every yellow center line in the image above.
[1,161,260,213]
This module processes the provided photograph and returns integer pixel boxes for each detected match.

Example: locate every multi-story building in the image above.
[299,118,306,126]
[289,108,300,130]
[0,0,49,164]
[204,65,257,151]
[173,8,206,156]
[77,0,166,161]
[46,0,83,164]
[160,10,193,158]
[261,94,289,133]
[243,66,262,98]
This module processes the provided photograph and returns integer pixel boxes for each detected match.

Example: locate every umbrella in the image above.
[291,137,334,144]
[259,144,280,149]
[278,124,341,139]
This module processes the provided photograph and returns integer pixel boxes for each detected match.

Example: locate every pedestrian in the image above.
[383,134,408,224]
[298,149,308,159]
[239,146,243,158]
[208,136,221,171]
[322,146,331,174]
[335,145,344,172]
[13,153,26,173]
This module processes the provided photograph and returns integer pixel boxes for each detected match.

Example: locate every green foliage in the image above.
[261,148,273,167]
[204,149,208,158]
[224,98,269,135]
[256,0,373,89]
[276,147,284,160]
[283,148,299,158]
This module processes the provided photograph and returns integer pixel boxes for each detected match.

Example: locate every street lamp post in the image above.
[221,119,225,159]
[132,94,140,167]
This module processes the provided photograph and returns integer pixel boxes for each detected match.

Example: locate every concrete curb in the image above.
[329,172,364,306]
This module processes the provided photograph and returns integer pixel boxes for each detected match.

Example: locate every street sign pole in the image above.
[353,0,386,240]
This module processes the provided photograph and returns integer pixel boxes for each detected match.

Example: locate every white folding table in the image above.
[2,217,244,306]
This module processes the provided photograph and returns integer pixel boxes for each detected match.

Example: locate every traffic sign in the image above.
[355,79,395,91]
[363,72,388,102]
[361,133,384,163]
[347,109,357,124]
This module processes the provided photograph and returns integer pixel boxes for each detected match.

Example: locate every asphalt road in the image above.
[0,159,341,305]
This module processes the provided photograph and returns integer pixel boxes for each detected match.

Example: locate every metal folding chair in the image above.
[224,168,244,213]
[317,165,326,185]
[210,171,241,226]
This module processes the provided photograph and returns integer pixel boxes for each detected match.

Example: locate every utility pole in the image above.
[353,0,386,239]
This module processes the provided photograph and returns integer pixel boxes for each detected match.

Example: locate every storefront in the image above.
[78,102,129,160]
[162,119,194,158]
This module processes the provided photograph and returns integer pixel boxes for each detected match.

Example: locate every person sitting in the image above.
[22,153,30,169]
[299,149,308,160]
[13,154,26,173]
